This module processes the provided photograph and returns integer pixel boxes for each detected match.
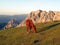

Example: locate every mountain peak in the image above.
[4,19,19,29]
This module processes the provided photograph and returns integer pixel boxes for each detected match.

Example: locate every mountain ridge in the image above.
[0,21,60,45]
[17,10,60,27]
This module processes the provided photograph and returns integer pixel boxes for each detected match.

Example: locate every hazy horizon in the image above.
[0,0,60,15]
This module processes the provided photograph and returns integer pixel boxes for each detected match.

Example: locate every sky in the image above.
[0,0,60,15]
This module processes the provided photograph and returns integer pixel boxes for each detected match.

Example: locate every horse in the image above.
[26,19,36,33]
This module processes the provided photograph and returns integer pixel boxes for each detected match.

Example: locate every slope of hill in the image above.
[0,21,60,45]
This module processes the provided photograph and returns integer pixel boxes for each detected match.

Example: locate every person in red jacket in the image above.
[26,19,36,33]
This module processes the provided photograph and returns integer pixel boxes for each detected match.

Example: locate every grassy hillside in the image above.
[0,21,60,45]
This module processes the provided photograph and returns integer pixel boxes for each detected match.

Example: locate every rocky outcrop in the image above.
[4,19,19,29]
[53,11,60,21]
[16,10,60,27]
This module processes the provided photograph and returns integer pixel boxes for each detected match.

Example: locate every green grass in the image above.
[0,21,60,45]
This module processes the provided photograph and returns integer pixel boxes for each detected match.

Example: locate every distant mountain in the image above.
[17,10,60,27]
[0,23,7,30]
[0,14,27,23]
[0,15,11,23]
[0,14,27,30]
[4,19,19,29]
